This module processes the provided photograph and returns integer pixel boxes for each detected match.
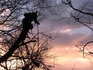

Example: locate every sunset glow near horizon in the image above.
[39,17,93,70]
[50,28,93,70]
[0,0,93,70]
[42,0,93,69]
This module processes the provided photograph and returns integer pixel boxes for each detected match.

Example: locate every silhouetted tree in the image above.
[0,0,55,70]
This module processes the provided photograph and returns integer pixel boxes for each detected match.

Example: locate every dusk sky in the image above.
[39,0,93,70]
[1,0,93,70]
[40,17,93,70]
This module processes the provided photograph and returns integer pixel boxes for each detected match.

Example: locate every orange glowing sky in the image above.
[1,0,93,70]
[39,19,93,70]
[51,46,93,70]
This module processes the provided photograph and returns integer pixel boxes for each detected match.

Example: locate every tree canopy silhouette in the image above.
[0,0,54,70]
[0,12,40,63]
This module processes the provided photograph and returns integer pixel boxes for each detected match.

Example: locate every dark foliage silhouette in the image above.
[0,12,40,63]
[0,0,55,70]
